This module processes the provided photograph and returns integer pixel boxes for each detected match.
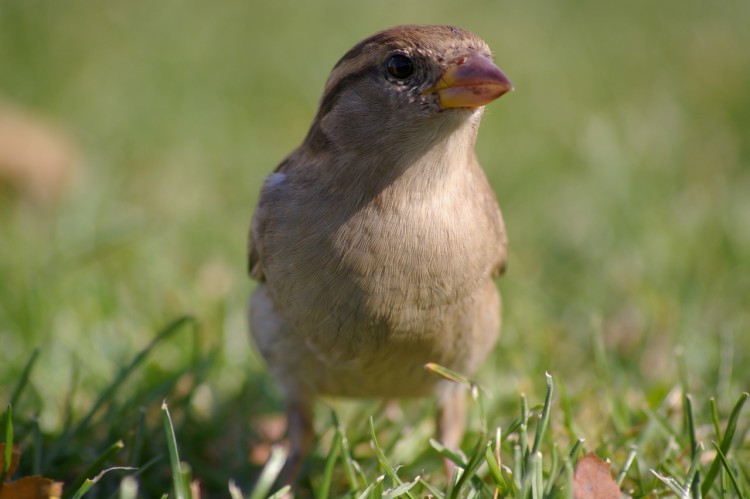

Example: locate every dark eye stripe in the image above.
[317,66,376,118]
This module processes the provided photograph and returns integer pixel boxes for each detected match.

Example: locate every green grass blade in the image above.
[32,417,42,475]
[650,469,688,497]
[128,408,146,467]
[520,393,529,473]
[502,464,518,496]
[545,442,559,495]
[248,445,287,499]
[425,362,489,432]
[546,438,585,496]
[9,348,39,408]
[351,459,369,488]
[642,403,681,440]
[429,438,467,468]
[685,445,702,499]
[450,435,487,499]
[418,476,445,499]
[683,394,702,497]
[513,443,523,490]
[701,392,748,496]
[228,480,244,499]
[384,475,420,498]
[70,466,136,499]
[531,373,553,456]
[42,316,197,468]
[371,474,384,498]
[356,474,384,499]
[519,458,532,498]
[339,429,359,492]
[74,316,196,437]
[444,464,458,499]
[317,426,342,499]
[62,440,125,499]
[684,394,697,459]
[424,363,473,389]
[69,477,100,498]
[484,427,508,493]
[631,455,647,498]
[563,458,574,499]
[266,485,292,499]
[472,384,488,434]
[530,451,543,499]
[711,441,743,497]
[369,417,415,499]
[180,462,193,499]
[161,401,188,499]
[709,398,722,442]
[3,403,12,475]
[485,443,507,492]
[332,411,359,492]
[616,447,637,486]
[568,438,584,461]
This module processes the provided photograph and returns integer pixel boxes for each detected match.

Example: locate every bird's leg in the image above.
[437,382,467,449]
[436,382,467,478]
[282,397,314,487]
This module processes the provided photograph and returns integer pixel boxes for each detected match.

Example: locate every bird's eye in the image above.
[386,54,414,79]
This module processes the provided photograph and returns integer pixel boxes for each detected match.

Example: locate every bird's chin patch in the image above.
[439,105,483,125]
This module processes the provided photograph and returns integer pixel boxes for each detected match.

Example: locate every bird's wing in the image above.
[247,223,263,280]
[248,158,294,281]
[247,209,265,281]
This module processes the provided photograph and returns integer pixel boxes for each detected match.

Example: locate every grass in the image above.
[1,0,749,497]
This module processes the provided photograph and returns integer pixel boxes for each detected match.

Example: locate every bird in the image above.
[248,24,512,478]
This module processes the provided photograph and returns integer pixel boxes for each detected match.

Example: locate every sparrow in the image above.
[248,24,511,477]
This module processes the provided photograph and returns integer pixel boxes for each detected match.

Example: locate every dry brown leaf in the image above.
[0,476,63,499]
[573,452,621,499]
[0,445,63,499]
[0,102,78,207]
[0,444,22,481]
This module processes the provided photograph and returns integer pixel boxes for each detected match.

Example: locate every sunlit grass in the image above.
[1,0,749,496]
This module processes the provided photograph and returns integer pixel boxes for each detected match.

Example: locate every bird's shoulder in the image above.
[248,156,292,280]
[247,152,317,280]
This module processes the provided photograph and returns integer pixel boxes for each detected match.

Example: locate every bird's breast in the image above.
[262,171,502,368]
[331,192,486,309]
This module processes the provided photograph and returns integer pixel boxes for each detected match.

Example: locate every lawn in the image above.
[1,0,748,497]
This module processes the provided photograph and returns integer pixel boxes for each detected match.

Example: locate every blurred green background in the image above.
[1,0,748,495]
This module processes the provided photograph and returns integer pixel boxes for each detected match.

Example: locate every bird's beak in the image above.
[427,54,513,109]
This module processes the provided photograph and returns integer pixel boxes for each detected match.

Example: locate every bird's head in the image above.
[304,25,512,162]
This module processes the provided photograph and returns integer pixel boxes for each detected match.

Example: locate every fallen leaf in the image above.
[0,445,63,498]
[573,452,621,499]
[0,476,63,499]
[0,102,78,207]
[0,444,21,481]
